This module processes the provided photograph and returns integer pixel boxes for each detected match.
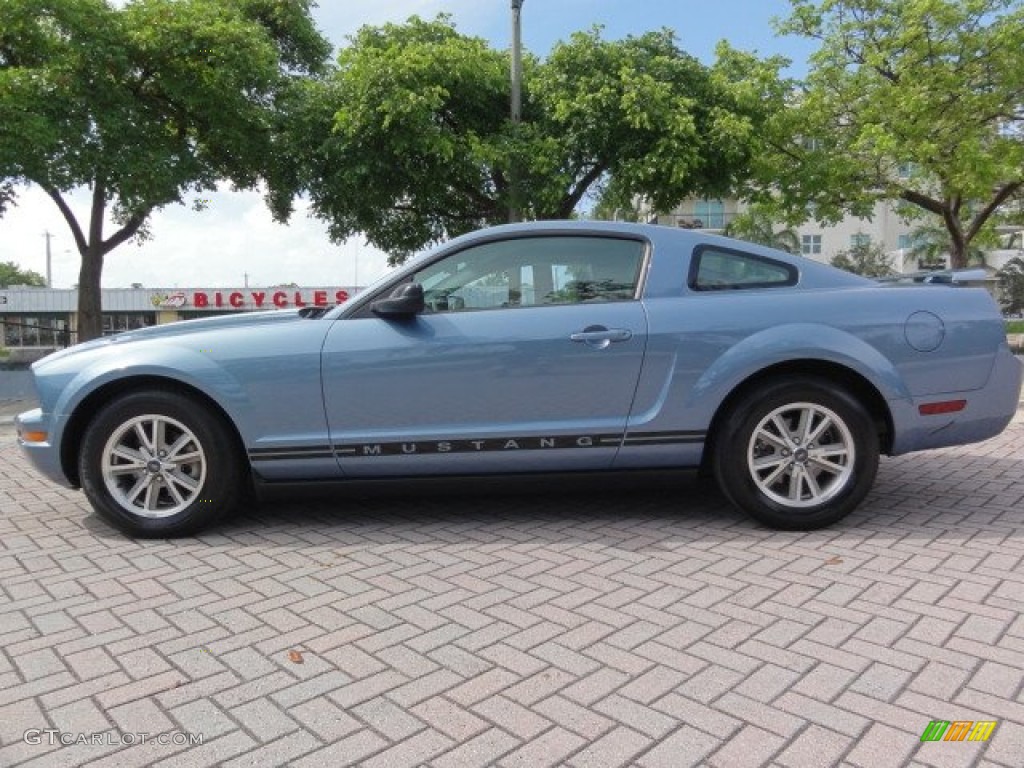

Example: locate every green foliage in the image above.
[281,16,510,261]
[0,260,46,287]
[290,17,787,261]
[0,0,331,338]
[756,0,1024,268]
[830,239,894,277]
[590,179,644,223]
[997,257,1024,315]
[723,208,800,254]
[0,180,13,216]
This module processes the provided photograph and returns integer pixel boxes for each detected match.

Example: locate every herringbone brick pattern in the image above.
[1,417,1022,767]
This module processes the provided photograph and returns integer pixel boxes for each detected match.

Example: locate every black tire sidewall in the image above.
[79,390,241,537]
[714,378,879,530]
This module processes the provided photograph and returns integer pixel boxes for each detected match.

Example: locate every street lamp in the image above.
[509,0,524,223]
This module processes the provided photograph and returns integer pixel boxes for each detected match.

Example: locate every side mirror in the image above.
[371,282,425,318]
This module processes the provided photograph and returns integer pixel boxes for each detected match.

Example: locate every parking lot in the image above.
[1,399,1022,768]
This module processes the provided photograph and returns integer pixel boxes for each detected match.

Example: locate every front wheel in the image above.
[713,378,879,530]
[79,390,244,537]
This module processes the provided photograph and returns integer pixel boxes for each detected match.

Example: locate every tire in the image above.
[79,389,244,538]
[713,377,879,530]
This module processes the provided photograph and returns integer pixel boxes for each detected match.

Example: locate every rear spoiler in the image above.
[876,268,988,285]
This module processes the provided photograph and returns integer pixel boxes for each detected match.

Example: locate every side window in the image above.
[411,236,645,313]
[689,247,797,291]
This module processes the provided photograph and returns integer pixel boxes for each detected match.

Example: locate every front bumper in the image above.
[15,408,76,488]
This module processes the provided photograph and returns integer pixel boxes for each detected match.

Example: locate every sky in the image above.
[0,0,814,290]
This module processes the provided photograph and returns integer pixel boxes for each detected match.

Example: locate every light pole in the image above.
[509,0,524,223]
[43,230,54,288]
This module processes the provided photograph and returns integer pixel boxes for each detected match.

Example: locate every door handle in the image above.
[570,326,633,348]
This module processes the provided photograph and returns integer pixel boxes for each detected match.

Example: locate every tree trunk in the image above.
[42,182,150,343]
[77,246,105,342]
[73,182,108,342]
[941,204,968,269]
[947,240,968,270]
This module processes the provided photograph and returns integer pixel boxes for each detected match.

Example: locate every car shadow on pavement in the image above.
[89,452,1024,554]
[13,434,1022,552]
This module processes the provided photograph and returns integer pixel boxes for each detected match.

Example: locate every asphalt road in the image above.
[0,369,33,402]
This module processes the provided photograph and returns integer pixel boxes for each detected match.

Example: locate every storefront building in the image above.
[1,286,357,362]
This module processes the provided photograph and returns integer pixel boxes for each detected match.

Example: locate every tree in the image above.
[286,17,786,261]
[830,239,894,277]
[753,0,1024,269]
[997,257,1024,315]
[724,208,800,253]
[590,180,645,223]
[0,260,46,287]
[906,220,996,270]
[0,0,330,340]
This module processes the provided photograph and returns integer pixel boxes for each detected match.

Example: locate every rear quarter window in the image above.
[689,246,798,291]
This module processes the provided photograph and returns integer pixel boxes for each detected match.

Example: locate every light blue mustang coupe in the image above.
[17,222,1023,537]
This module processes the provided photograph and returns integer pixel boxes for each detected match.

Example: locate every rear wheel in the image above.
[79,390,244,537]
[713,377,879,530]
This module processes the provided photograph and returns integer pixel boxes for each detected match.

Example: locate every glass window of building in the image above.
[102,313,155,335]
[0,315,71,347]
[801,234,822,255]
[693,199,726,229]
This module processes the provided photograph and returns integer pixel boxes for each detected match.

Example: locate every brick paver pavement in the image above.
[1,407,1022,767]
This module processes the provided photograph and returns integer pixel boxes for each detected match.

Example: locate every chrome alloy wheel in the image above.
[100,414,207,518]
[746,402,855,509]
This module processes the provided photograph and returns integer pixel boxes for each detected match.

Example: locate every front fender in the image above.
[689,323,912,411]
[53,347,246,426]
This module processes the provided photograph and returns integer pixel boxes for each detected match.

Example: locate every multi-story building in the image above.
[653,197,1024,305]
[656,197,921,271]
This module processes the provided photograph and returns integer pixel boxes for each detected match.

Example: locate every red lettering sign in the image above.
[187,289,347,310]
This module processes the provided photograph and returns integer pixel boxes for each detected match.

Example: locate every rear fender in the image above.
[690,323,911,411]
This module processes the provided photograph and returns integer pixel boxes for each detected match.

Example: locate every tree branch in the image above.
[102,210,150,254]
[555,163,607,218]
[899,188,945,217]
[965,181,1023,242]
[41,186,88,254]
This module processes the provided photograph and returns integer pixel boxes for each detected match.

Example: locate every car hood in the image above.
[33,309,304,370]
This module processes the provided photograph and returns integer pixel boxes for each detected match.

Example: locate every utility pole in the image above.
[509,0,524,223]
[43,230,54,288]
